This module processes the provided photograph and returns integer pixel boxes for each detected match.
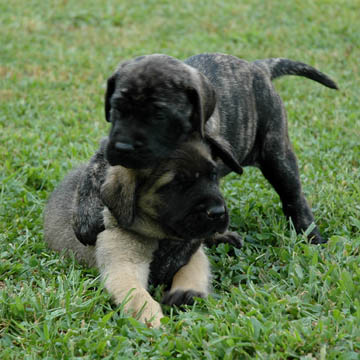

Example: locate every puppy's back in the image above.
[43,165,96,266]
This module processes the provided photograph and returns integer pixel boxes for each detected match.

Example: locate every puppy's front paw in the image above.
[308,229,327,244]
[118,288,164,328]
[137,303,164,328]
[162,289,206,307]
[206,231,243,249]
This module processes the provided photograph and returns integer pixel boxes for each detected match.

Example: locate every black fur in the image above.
[104,54,216,168]
[44,135,240,302]
[72,140,108,245]
[184,54,338,243]
[162,289,206,307]
[78,53,338,245]
[155,140,230,240]
[254,58,338,89]
[73,133,242,246]
[149,239,202,289]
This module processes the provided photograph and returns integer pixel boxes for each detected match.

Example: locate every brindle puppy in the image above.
[43,134,242,327]
[99,53,338,244]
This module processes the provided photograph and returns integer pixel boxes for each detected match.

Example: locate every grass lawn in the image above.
[1,0,359,358]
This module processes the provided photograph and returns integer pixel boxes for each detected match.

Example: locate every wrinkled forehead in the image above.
[116,55,194,91]
[144,140,216,192]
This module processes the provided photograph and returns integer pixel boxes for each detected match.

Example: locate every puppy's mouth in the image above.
[108,154,155,169]
[106,146,157,169]
[105,142,176,169]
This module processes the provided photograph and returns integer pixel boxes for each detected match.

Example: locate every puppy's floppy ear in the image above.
[105,73,117,122]
[205,135,243,175]
[100,166,137,227]
[104,60,133,122]
[187,73,217,137]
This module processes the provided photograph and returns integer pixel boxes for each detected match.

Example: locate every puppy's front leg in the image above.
[163,245,210,306]
[96,229,163,327]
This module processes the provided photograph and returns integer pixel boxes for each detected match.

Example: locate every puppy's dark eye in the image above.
[155,113,166,123]
[157,172,194,194]
[174,173,188,184]
[209,169,218,181]
[173,172,195,190]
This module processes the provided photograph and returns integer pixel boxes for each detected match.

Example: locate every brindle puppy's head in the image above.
[104,54,216,169]
[112,133,243,241]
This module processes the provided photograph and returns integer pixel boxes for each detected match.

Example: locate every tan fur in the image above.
[100,166,137,224]
[101,166,176,240]
[168,245,210,296]
[138,171,175,218]
[44,135,233,328]
[96,217,163,327]
[191,141,213,163]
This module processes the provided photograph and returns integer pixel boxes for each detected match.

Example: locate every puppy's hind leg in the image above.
[259,137,326,244]
[96,229,163,327]
[162,245,211,306]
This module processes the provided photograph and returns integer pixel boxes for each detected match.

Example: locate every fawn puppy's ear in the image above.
[100,166,137,227]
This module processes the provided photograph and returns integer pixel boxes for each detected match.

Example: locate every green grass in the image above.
[1,0,359,358]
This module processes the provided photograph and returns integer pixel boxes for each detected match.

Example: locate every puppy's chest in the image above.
[148,239,202,289]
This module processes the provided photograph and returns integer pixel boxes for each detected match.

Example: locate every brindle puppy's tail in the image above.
[253,58,339,90]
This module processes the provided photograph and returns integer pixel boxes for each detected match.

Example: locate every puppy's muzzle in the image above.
[106,140,153,168]
[171,200,229,240]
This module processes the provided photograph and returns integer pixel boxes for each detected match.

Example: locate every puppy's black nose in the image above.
[114,140,145,152]
[206,205,226,219]
[114,142,135,151]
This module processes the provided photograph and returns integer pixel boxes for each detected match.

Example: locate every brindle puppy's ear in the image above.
[104,74,116,122]
[205,134,243,175]
[104,60,132,122]
[100,166,137,227]
[187,73,217,137]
